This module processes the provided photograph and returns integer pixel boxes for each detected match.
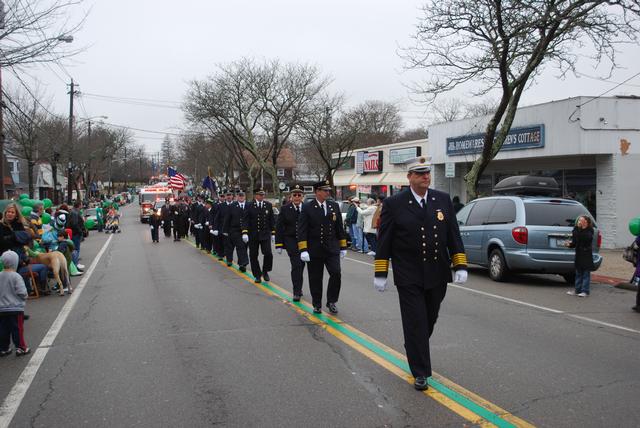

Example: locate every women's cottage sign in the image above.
[446,125,545,156]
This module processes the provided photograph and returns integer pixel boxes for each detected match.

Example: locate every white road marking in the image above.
[0,235,113,428]
[345,257,639,335]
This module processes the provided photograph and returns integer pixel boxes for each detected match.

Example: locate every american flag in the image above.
[167,167,186,190]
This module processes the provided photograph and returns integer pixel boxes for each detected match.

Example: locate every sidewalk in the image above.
[593,249,637,289]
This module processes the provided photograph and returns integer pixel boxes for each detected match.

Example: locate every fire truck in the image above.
[139,186,173,222]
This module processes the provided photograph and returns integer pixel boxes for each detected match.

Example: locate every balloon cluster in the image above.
[630,217,640,237]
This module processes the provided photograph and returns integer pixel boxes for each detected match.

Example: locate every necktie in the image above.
[322,203,326,216]
[420,199,427,212]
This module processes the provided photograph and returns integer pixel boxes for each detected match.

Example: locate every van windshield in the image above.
[524,203,591,227]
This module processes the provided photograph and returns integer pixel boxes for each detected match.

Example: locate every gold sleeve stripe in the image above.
[374,260,389,272]
[339,239,347,247]
[452,253,468,266]
[242,229,248,233]
[275,243,283,248]
[298,241,308,250]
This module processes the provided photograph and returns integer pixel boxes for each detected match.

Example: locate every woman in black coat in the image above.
[566,215,595,297]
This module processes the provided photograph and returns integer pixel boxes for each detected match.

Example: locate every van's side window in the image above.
[456,203,475,226]
[466,200,497,226]
[486,200,517,224]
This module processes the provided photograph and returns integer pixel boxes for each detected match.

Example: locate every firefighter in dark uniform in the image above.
[275,184,305,301]
[297,180,348,314]
[222,190,249,272]
[374,157,468,391]
[201,199,214,253]
[149,204,162,243]
[242,188,275,283]
[161,200,172,238]
[170,202,184,241]
[212,190,234,260]
[192,197,205,248]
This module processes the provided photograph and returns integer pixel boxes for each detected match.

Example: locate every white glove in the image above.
[213,230,219,236]
[205,221,209,226]
[454,270,468,284]
[300,251,310,262]
[276,248,283,255]
[340,250,347,259]
[374,277,387,292]
[271,235,275,244]
[242,234,249,243]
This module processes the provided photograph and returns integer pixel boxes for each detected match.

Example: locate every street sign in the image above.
[445,162,455,178]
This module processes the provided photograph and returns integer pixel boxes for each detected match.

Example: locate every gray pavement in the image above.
[2,204,639,427]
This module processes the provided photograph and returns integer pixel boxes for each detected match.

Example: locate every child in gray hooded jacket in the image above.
[0,251,30,356]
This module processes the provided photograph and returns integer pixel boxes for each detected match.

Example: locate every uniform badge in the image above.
[437,211,444,221]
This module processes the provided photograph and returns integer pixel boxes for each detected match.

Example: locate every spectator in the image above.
[0,251,30,356]
[566,215,595,297]
[344,197,358,250]
[371,195,385,231]
[631,234,640,313]
[452,196,464,213]
[356,198,378,256]
[68,202,84,255]
[355,199,369,253]
[29,203,44,242]
[0,203,49,294]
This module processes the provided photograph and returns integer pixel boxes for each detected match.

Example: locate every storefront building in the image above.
[428,96,640,248]
[333,139,429,201]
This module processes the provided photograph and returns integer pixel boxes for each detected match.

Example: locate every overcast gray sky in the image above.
[11,0,640,153]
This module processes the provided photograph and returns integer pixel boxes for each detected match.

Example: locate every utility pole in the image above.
[123,145,128,189]
[0,2,5,199]
[66,79,78,204]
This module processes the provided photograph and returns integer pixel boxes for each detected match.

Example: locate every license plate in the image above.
[555,239,570,248]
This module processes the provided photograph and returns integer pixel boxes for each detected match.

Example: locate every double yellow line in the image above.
[187,242,534,427]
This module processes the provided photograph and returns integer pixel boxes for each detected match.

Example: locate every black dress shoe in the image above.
[226,262,232,267]
[292,294,301,302]
[313,306,321,314]
[254,277,261,283]
[239,265,246,273]
[632,306,640,313]
[326,303,338,314]
[263,272,270,281]
[414,376,429,391]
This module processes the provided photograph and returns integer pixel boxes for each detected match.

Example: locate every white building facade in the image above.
[429,96,640,249]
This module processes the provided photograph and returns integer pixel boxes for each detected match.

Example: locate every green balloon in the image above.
[20,199,34,207]
[42,198,53,209]
[85,218,96,229]
[21,206,32,216]
[629,217,640,237]
[42,212,52,224]
[19,194,28,200]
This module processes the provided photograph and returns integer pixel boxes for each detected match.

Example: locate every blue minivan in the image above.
[456,195,602,282]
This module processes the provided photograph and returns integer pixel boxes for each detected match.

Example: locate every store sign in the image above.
[363,151,383,172]
[389,146,421,164]
[445,162,455,178]
[446,125,545,156]
[355,151,365,174]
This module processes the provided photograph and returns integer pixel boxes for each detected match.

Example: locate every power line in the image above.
[575,71,640,88]
[577,71,640,108]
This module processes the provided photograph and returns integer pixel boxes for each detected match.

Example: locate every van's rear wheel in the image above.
[488,249,509,282]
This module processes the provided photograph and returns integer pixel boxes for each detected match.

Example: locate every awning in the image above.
[351,173,386,185]
[333,174,356,187]
[383,172,409,186]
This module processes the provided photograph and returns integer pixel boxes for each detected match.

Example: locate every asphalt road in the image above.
[1,204,639,427]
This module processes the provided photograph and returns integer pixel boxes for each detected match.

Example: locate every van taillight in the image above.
[512,227,528,245]
[597,231,602,248]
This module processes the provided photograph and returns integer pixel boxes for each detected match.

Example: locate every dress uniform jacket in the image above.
[223,201,246,235]
[275,202,302,250]
[297,199,348,257]
[214,202,232,232]
[242,200,275,240]
[375,188,467,287]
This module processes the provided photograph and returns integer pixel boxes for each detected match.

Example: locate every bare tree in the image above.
[403,0,640,197]
[184,58,330,196]
[297,94,362,188]
[3,87,48,197]
[397,127,428,142]
[350,100,402,148]
[160,135,175,170]
[38,116,66,203]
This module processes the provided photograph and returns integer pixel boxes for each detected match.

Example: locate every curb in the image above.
[613,282,639,292]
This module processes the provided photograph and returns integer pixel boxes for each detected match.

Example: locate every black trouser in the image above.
[284,236,304,296]
[162,221,172,237]
[173,223,181,240]
[194,226,202,247]
[0,312,26,351]
[396,283,447,379]
[202,228,212,252]
[249,237,273,279]
[150,226,159,242]
[307,253,341,308]
[214,234,225,257]
[225,232,248,267]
